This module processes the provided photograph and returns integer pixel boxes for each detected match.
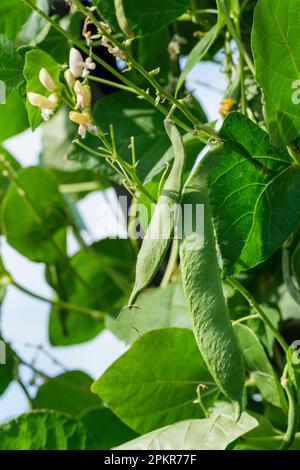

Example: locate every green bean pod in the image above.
[128,119,185,306]
[179,163,245,417]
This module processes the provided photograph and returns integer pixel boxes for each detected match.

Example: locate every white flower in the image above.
[39,68,58,91]
[69,111,97,138]
[69,48,96,78]
[69,48,84,77]
[74,80,91,110]
[82,57,96,77]
[64,69,75,88]
[27,92,59,121]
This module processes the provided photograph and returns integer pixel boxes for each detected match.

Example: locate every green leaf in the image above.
[0,35,24,99]
[248,306,280,357]
[33,371,101,416]
[116,407,258,450]
[106,283,191,344]
[207,112,300,275]
[81,407,138,449]
[92,328,218,434]
[1,166,68,263]
[49,239,134,346]
[0,90,29,142]
[252,0,300,146]
[95,0,189,37]
[24,49,60,130]
[177,24,219,94]
[0,410,95,450]
[176,0,234,93]
[0,0,34,39]
[16,0,49,46]
[233,323,285,408]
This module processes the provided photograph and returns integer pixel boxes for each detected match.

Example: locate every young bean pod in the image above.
[179,163,245,417]
[128,119,185,306]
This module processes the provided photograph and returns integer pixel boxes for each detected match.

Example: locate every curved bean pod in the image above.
[128,119,185,306]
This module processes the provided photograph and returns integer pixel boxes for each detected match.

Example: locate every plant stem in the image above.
[12,280,105,320]
[220,0,255,76]
[228,277,289,353]
[59,181,103,193]
[229,276,297,390]
[232,0,246,114]
[88,75,137,94]
[160,239,179,288]
[17,377,33,407]
[232,313,260,325]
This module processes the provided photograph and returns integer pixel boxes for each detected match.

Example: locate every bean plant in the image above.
[0,0,300,451]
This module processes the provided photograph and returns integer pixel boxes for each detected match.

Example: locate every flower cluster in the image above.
[27,68,60,121]
[27,48,97,139]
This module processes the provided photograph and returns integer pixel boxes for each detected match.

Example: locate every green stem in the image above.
[160,239,178,288]
[12,280,105,320]
[17,378,33,407]
[220,0,255,76]
[232,0,246,114]
[59,181,103,193]
[232,313,260,325]
[88,75,137,94]
[228,277,289,353]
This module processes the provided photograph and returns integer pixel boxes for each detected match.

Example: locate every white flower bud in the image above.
[27,92,57,110]
[27,92,58,121]
[69,110,91,126]
[39,68,57,91]
[69,48,84,78]
[69,111,97,138]
[74,80,91,109]
[64,69,76,88]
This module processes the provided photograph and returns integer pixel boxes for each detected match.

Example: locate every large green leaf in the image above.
[233,323,284,408]
[0,0,34,39]
[0,90,29,142]
[24,49,60,130]
[1,166,68,263]
[94,0,189,37]
[116,407,258,450]
[252,0,300,146]
[0,35,24,99]
[33,371,101,416]
[81,407,138,449]
[106,283,191,344]
[207,112,300,275]
[92,328,218,434]
[0,410,95,450]
[49,239,134,346]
